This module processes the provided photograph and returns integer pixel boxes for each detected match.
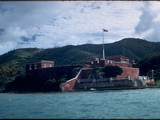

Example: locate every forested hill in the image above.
[0,38,160,91]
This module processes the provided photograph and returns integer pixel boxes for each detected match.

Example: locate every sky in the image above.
[0,1,160,55]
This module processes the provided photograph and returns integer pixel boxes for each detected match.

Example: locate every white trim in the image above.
[43,64,46,68]
[65,69,82,83]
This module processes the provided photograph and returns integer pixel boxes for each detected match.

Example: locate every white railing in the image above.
[78,77,131,83]
[64,68,82,83]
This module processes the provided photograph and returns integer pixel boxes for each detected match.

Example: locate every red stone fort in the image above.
[26,55,140,91]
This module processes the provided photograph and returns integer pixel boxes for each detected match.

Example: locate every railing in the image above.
[77,77,131,83]
[65,68,82,83]
[60,68,82,92]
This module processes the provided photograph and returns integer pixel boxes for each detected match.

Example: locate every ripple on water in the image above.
[0,89,160,119]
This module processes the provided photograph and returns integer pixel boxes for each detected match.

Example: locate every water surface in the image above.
[0,88,160,119]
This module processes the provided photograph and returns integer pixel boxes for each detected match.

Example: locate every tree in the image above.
[147,69,160,85]
[43,78,60,92]
[90,67,104,79]
[102,65,122,78]
[137,55,160,76]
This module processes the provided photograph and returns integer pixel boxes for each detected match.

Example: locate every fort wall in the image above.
[25,55,142,92]
[75,79,134,90]
[61,69,82,92]
[26,65,81,82]
[117,67,139,79]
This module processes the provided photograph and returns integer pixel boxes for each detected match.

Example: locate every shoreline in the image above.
[1,86,160,94]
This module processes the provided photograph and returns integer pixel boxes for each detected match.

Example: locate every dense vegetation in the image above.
[102,66,122,78]
[137,54,160,84]
[1,38,160,92]
[89,66,122,79]
[5,75,63,92]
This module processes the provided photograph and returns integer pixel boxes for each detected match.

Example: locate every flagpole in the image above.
[102,30,105,60]
[102,29,108,60]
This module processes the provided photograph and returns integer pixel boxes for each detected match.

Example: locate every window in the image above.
[43,64,46,68]
[34,64,37,69]
[29,64,32,70]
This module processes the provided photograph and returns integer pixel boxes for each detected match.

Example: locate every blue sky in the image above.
[0,1,160,55]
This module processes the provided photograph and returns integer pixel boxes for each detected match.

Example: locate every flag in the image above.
[103,29,108,32]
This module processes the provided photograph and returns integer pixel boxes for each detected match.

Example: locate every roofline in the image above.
[106,55,128,59]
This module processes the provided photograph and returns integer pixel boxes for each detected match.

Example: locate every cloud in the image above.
[0,28,4,35]
[20,34,43,43]
[134,1,160,41]
[0,1,158,55]
[0,26,28,54]
[0,26,27,44]
[135,2,155,34]
[0,1,64,28]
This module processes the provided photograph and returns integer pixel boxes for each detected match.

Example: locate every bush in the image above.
[146,82,155,87]
[102,66,122,78]
[89,67,104,79]
[43,78,60,92]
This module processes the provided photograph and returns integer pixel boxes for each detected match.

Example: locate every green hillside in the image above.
[0,38,160,92]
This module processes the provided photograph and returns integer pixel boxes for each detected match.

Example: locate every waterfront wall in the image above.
[61,77,77,92]
[61,69,82,92]
[60,68,141,92]
[74,78,145,90]
[74,79,134,90]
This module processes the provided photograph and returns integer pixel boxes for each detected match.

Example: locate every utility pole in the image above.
[152,69,154,80]
[152,69,155,85]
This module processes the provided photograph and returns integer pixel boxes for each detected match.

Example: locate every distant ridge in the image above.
[0,38,160,91]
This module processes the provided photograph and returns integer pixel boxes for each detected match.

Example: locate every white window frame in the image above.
[43,64,46,68]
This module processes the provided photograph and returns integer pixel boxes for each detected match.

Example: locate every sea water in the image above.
[0,88,160,119]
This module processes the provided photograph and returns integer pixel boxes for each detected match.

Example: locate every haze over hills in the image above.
[0,38,160,91]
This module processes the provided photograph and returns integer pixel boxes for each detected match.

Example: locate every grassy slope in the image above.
[0,38,160,91]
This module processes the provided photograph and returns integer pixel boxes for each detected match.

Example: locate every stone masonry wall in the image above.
[60,69,82,92]
[74,79,134,90]
[117,67,139,79]
[61,77,78,92]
